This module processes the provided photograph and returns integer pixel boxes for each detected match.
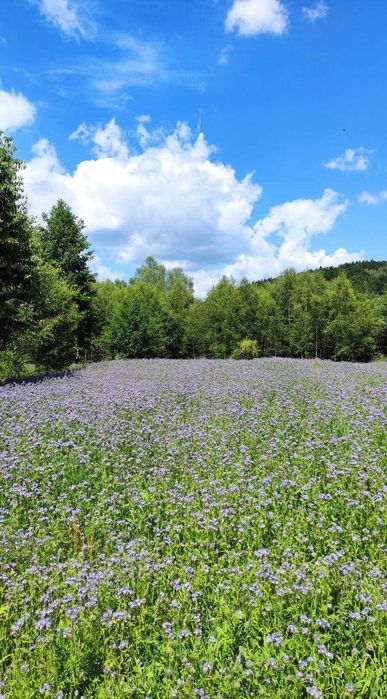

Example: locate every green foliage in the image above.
[318,259,387,295]
[38,199,96,352]
[91,262,195,360]
[0,131,35,350]
[232,338,259,359]
[30,262,79,373]
[324,273,381,361]
[89,281,128,360]
[0,350,36,382]
[178,266,385,362]
[201,276,244,357]
[285,272,328,358]
[0,136,97,377]
[39,199,93,286]
[165,268,194,357]
[131,255,167,289]
[0,350,14,381]
[101,263,385,363]
[0,264,78,377]
[255,260,387,296]
[184,299,208,357]
[114,258,194,359]
[108,282,169,358]
[375,291,387,356]
[166,267,194,313]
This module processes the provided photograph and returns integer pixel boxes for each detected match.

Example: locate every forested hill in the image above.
[254,261,387,296]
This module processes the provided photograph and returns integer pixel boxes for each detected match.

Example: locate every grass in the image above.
[0,358,386,698]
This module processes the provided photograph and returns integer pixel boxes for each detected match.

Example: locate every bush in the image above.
[0,351,14,382]
[231,338,259,359]
[0,350,36,382]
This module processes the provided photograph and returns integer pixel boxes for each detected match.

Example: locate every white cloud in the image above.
[190,269,226,298]
[254,188,348,241]
[324,147,373,172]
[31,0,87,39]
[221,189,360,284]
[163,259,190,271]
[24,122,261,265]
[23,122,361,295]
[358,190,387,205]
[49,35,176,103]
[70,118,129,158]
[0,88,36,131]
[135,122,164,148]
[23,138,68,217]
[225,0,288,37]
[303,1,329,23]
[135,114,152,124]
[90,254,123,281]
[223,246,362,286]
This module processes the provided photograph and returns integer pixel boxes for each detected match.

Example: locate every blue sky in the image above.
[1,0,386,294]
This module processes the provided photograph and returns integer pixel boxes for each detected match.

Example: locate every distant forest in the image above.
[255,259,387,296]
[1,131,386,380]
[91,258,386,364]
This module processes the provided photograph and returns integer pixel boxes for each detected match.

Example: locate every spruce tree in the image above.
[39,199,96,354]
[0,132,34,350]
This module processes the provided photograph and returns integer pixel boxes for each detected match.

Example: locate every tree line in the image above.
[91,260,386,362]
[1,131,386,380]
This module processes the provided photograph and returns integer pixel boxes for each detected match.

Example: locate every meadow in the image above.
[0,359,386,699]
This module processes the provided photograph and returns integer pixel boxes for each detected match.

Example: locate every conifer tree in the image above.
[39,199,96,353]
[0,132,34,350]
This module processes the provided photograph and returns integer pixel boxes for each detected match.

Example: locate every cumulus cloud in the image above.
[244,189,359,275]
[70,118,129,158]
[303,1,329,23]
[204,190,360,290]
[358,190,387,205]
[225,0,288,37]
[255,188,347,241]
[30,0,88,39]
[23,138,68,217]
[0,88,36,131]
[23,122,361,295]
[24,122,261,265]
[324,147,372,172]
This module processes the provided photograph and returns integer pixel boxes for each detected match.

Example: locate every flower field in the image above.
[0,359,386,698]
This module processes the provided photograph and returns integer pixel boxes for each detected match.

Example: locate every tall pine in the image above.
[39,199,96,355]
[0,132,34,351]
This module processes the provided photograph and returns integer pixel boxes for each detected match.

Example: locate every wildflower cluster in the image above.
[0,358,386,697]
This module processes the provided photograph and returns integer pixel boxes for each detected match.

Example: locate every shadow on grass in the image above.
[0,365,84,387]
